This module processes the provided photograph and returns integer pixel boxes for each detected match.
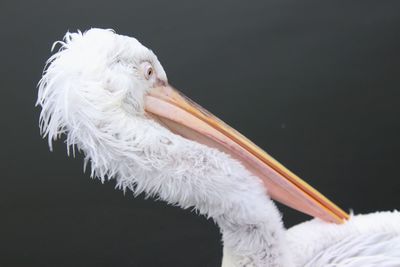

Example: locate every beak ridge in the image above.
[144,85,349,224]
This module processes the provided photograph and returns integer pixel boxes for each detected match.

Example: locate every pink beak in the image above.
[144,85,349,224]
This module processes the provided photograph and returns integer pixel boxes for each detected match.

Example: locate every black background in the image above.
[1,0,400,266]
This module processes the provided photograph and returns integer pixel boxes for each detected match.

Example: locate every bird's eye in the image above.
[143,63,154,80]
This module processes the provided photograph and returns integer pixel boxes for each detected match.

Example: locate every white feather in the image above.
[287,211,400,266]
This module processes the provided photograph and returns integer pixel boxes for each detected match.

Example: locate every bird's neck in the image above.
[62,109,293,266]
[215,189,293,267]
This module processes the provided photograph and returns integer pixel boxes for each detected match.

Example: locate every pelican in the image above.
[37,28,400,266]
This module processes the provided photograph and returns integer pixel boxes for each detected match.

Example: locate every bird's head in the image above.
[38,29,167,121]
[37,28,348,224]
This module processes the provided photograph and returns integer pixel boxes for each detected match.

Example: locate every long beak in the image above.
[144,85,349,224]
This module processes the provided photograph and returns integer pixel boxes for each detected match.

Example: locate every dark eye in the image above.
[143,62,154,80]
[147,67,153,77]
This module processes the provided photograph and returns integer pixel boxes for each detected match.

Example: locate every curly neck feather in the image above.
[37,28,293,266]
[39,86,292,266]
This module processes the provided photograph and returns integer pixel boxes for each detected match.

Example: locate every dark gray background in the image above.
[1,0,399,266]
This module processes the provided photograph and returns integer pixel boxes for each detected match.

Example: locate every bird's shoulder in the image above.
[286,210,400,266]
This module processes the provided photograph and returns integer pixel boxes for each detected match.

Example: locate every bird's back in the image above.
[287,211,400,266]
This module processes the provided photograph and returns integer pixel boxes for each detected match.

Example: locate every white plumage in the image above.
[288,211,400,266]
[37,28,400,267]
